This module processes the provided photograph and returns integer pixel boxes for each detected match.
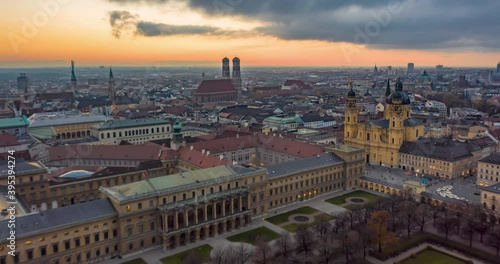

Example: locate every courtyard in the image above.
[399,247,467,264]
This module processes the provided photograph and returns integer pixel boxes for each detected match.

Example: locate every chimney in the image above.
[236,133,239,139]
[206,151,210,156]
[190,146,194,151]
[219,155,223,160]
[202,149,205,154]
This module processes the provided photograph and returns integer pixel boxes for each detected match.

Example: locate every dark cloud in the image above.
[108,11,254,38]
[107,0,500,50]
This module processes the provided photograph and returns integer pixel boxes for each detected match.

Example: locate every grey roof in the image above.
[0,160,46,178]
[371,119,389,128]
[482,182,500,194]
[28,112,109,128]
[266,153,343,178]
[480,153,500,165]
[359,176,402,189]
[399,138,473,162]
[0,199,116,241]
[403,118,423,127]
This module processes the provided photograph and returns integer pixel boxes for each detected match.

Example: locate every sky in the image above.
[1,0,500,68]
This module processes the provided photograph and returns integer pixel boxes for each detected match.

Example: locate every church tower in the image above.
[108,67,116,106]
[232,57,242,95]
[222,57,230,78]
[70,60,77,94]
[171,119,185,151]
[344,80,358,140]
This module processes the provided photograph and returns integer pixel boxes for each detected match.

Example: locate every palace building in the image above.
[344,79,425,167]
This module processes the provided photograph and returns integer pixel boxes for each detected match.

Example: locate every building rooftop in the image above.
[0,199,116,242]
[0,115,29,129]
[482,182,500,194]
[95,118,171,130]
[48,143,164,161]
[101,165,265,203]
[264,116,303,125]
[399,138,474,162]
[479,153,500,165]
[28,111,109,128]
[0,160,46,178]
[266,153,343,179]
[194,79,236,95]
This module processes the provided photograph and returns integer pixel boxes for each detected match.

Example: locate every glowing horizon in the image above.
[1,0,499,68]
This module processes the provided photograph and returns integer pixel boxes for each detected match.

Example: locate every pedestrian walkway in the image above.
[366,243,486,264]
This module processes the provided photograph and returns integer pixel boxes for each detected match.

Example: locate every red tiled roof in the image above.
[195,79,236,94]
[48,144,165,161]
[175,147,231,168]
[0,134,20,147]
[186,133,324,158]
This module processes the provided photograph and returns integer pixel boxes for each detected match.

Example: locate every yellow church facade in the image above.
[344,79,425,167]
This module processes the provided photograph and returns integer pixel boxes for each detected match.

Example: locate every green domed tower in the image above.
[171,119,185,150]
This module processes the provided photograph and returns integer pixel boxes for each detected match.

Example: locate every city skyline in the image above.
[1,0,500,68]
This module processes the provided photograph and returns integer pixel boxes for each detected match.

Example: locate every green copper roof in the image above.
[95,118,170,130]
[101,165,265,203]
[264,116,303,125]
[0,115,29,129]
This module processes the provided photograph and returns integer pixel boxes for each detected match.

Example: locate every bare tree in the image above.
[211,246,227,264]
[368,210,398,253]
[316,234,336,264]
[461,215,475,248]
[340,230,359,263]
[333,211,347,234]
[489,226,500,257]
[436,208,456,241]
[429,205,441,227]
[474,210,491,243]
[399,200,417,238]
[275,231,295,264]
[183,252,201,264]
[356,225,374,260]
[253,237,272,264]
[225,244,252,264]
[315,214,332,239]
[454,204,467,236]
[296,225,316,260]
[415,203,429,232]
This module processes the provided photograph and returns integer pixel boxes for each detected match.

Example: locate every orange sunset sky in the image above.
[1,0,499,68]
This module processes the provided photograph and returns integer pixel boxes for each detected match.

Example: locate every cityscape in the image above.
[1,1,500,264]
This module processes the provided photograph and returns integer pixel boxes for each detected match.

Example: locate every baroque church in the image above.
[344,79,425,167]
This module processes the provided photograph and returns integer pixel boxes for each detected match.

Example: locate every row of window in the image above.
[100,126,170,139]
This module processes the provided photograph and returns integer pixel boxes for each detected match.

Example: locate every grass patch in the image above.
[227,226,280,245]
[370,233,496,263]
[265,206,319,225]
[282,213,335,233]
[121,258,147,264]
[160,244,213,264]
[400,248,467,264]
[325,190,384,206]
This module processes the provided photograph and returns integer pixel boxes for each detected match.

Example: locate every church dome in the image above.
[222,57,229,62]
[347,89,356,97]
[387,90,411,105]
[232,57,240,62]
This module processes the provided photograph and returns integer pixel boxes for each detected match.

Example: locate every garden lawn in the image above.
[400,248,467,264]
[325,190,384,206]
[160,244,213,264]
[265,206,319,225]
[226,226,280,245]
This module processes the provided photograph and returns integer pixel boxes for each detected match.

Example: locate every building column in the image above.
[184,210,189,227]
[174,212,179,230]
[222,200,226,217]
[204,204,208,222]
[175,234,180,248]
[162,234,168,252]
[246,194,251,210]
[194,206,199,225]
[230,198,234,215]
[212,202,217,219]
[231,218,236,230]
[163,215,168,233]
[195,228,200,240]
[239,196,243,212]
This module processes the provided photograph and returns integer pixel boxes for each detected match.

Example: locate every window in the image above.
[127,227,133,237]
[138,203,142,209]
[113,229,118,237]
[53,243,59,253]
[150,222,155,230]
[27,250,33,260]
[85,236,90,245]
[74,238,80,247]
[40,246,46,256]
[104,231,109,240]
[94,233,100,242]
[65,240,70,250]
